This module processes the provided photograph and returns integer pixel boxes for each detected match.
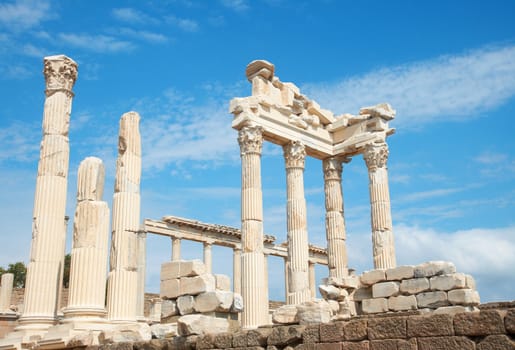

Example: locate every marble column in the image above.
[283,258,290,302]
[323,157,349,278]
[203,242,213,274]
[171,237,181,261]
[284,141,311,305]
[363,142,396,269]
[0,273,14,312]
[63,157,109,322]
[233,247,241,294]
[263,253,269,319]
[308,262,316,299]
[106,111,142,323]
[19,55,78,331]
[238,124,268,328]
[136,230,147,321]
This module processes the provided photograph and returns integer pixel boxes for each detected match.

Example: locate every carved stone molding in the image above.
[363,142,389,171]
[323,157,351,181]
[283,140,306,169]
[43,55,78,95]
[238,124,263,155]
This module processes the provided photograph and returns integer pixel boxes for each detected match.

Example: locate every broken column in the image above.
[284,140,311,305]
[0,273,14,312]
[238,124,268,328]
[171,237,181,261]
[19,55,78,331]
[363,142,396,269]
[203,242,212,274]
[106,111,142,322]
[63,157,109,322]
[323,157,349,278]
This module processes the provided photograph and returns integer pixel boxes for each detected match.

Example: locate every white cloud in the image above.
[117,28,168,43]
[22,43,47,58]
[57,33,135,53]
[112,8,158,25]
[398,187,464,202]
[0,0,53,32]
[474,151,515,178]
[0,65,32,79]
[0,121,39,163]
[220,0,249,12]
[304,44,515,127]
[166,15,199,32]
[475,151,508,165]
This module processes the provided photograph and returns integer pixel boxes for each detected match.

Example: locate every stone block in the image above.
[477,335,515,350]
[465,274,476,289]
[327,276,361,289]
[448,289,480,306]
[361,270,386,285]
[343,319,368,341]
[361,298,388,314]
[352,287,372,301]
[194,291,233,313]
[340,342,370,350]
[328,300,340,314]
[214,274,231,291]
[319,284,340,300]
[160,278,180,299]
[434,305,478,315]
[213,332,233,349]
[407,314,454,337]
[180,274,215,296]
[297,300,332,325]
[247,327,271,346]
[319,322,344,342]
[314,343,341,350]
[267,325,305,346]
[273,304,299,324]
[385,265,414,281]
[506,309,515,334]
[372,281,400,298]
[368,316,406,340]
[399,277,429,294]
[418,336,475,350]
[430,273,467,291]
[177,314,229,336]
[160,299,177,319]
[416,291,449,308]
[388,295,417,311]
[162,260,206,280]
[414,261,456,278]
[454,310,505,336]
[177,295,195,315]
[302,325,320,344]
[161,261,181,280]
[232,292,244,312]
[232,331,247,347]
[370,339,417,350]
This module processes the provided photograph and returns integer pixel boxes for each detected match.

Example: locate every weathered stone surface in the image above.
[177,314,229,336]
[448,289,480,306]
[407,314,453,337]
[352,287,372,301]
[297,300,332,325]
[344,319,368,341]
[177,295,195,315]
[326,276,360,289]
[247,328,271,346]
[417,336,475,350]
[454,310,505,336]
[340,342,370,350]
[399,277,429,294]
[506,309,515,334]
[319,285,340,300]
[465,274,476,290]
[160,279,180,299]
[361,270,386,285]
[161,299,178,318]
[416,291,449,308]
[232,331,247,347]
[268,325,305,346]
[150,323,177,339]
[388,295,417,311]
[477,335,515,350]
[194,291,233,313]
[232,293,244,313]
[313,343,341,350]
[385,266,414,281]
[368,317,406,340]
[327,300,340,314]
[215,274,231,291]
[319,322,344,342]
[372,281,400,298]
[362,298,388,314]
[273,304,299,324]
[433,305,478,315]
[360,103,395,120]
[430,273,467,291]
[414,261,456,278]
[370,339,417,350]
[213,332,233,349]
[302,325,320,344]
[180,274,215,296]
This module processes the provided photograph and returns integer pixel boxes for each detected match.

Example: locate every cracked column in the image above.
[63,157,109,323]
[19,55,78,331]
[238,124,268,328]
[107,112,142,323]
[323,157,349,278]
[284,140,311,305]
[364,142,396,269]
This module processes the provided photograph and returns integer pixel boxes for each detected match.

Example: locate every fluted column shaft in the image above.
[308,262,316,298]
[0,273,14,312]
[323,157,349,278]
[284,141,311,305]
[233,248,242,294]
[20,55,78,329]
[238,125,267,328]
[171,237,181,261]
[203,242,213,274]
[64,157,109,321]
[107,112,142,322]
[364,142,396,269]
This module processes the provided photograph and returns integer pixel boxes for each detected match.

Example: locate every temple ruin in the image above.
[0,55,508,350]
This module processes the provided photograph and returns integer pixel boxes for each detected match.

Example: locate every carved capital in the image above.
[363,142,389,171]
[238,124,263,155]
[323,157,343,181]
[284,140,306,169]
[43,55,78,95]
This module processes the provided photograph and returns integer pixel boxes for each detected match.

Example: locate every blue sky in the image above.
[0,0,514,303]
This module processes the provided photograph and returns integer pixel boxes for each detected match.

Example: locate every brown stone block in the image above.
[195,334,215,350]
[213,332,232,348]
[505,309,515,334]
[368,317,406,340]
[315,343,341,350]
[344,319,368,341]
[268,325,305,346]
[407,314,454,337]
[454,310,505,336]
[248,328,272,346]
[320,322,344,342]
[232,331,247,347]
[369,339,417,350]
[477,335,515,350]
[294,345,316,350]
[418,336,475,350]
[341,341,370,350]
[302,325,320,344]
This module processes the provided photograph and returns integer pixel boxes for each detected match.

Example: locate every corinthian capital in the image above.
[43,55,78,94]
[363,142,389,171]
[323,157,343,181]
[284,140,306,169]
[238,124,263,155]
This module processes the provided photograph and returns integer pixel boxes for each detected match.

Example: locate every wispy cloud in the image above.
[220,0,249,12]
[57,33,135,53]
[474,151,515,178]
[398,187,465,202]
[474,151,508,165]
[116,28,168,43]
[304,44,515,127]
[0,65,32,79]
[166,15,199,32]
[112,8,159,25]
[22,43,47,58]
[0,0,54,32]
[0,121,40,163]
